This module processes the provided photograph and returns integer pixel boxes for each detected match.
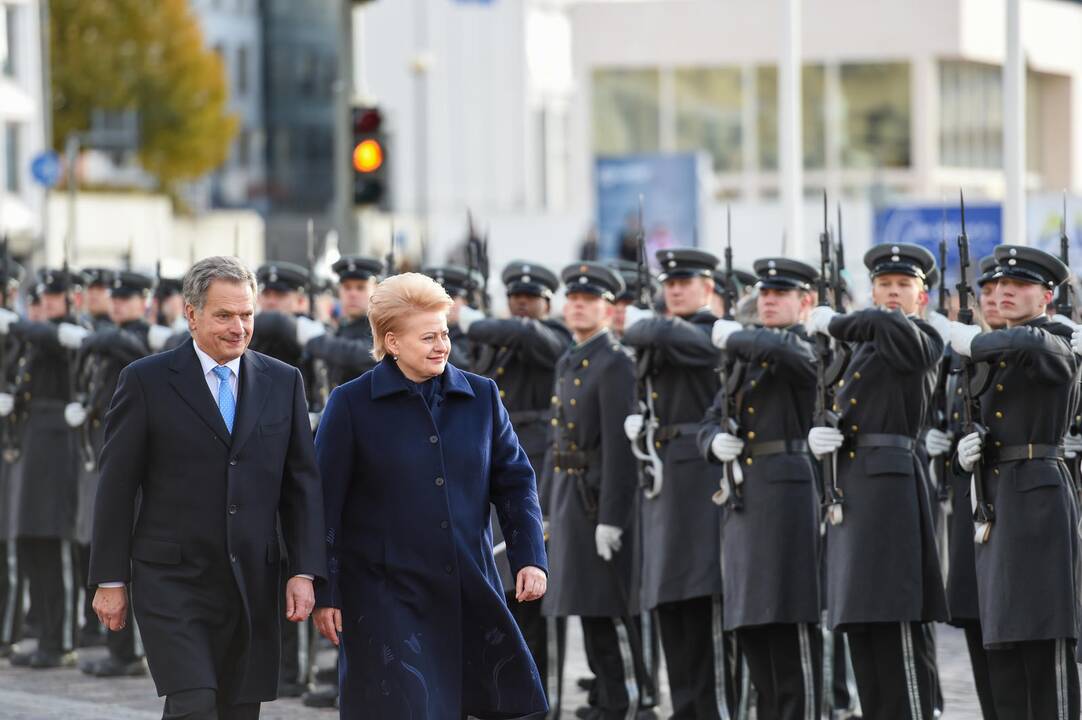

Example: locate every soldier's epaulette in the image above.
[607,341,635,362]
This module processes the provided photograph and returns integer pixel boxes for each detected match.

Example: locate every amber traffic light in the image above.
[352,106,390,208]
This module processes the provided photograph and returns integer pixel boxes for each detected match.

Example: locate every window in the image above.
[673,67,742,172]
[592,69,660,155]
[939,60,1001,169]
[1,5,15,77]
[756,64,826,171]
[839,62,911,168]
[4,123,20,193]
[236,45,248,96]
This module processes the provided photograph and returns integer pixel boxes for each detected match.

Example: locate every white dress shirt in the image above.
[100,342,311,587]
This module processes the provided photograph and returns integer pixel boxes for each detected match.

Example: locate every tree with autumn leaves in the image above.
[50,0,237,202]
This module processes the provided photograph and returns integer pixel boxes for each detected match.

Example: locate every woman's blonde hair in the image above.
[368,272,454,360]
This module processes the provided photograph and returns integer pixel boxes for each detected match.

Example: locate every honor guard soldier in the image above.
[541,262,642,720]
[248,261,323,697]
[422,265,484,371]
[805,243,948,718]
[699,257,822,720]
[67,270,155,677]
[0,269,90,668]
[467,260,572,712]
[710,267,756,320]
[302,256,383,390]
[0,260,24,657]
[80,268,116,330]
[949,245,1080,718]
[622,248,737,719]
[978,256,1006,331]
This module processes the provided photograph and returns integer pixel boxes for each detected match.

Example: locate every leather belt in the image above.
[989,443,1064,463]
[656,423,700,443]
[851,434,916,451]
[551,449,598,471]
[746,439,810,457]
[509,409,551,426]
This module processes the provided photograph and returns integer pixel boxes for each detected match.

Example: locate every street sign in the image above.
[30,151,62,188]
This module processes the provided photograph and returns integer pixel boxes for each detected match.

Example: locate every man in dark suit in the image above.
[88,256,326,720]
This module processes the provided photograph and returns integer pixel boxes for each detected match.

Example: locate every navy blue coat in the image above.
[314,358,549,719]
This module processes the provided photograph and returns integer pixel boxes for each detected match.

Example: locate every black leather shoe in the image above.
[302,686,339,708]
[8,649,32,667]
[81,655,147,677]
[279,681,306,698]
[577,677,596,692]
[28,650,77,669]
[314,666,338,684]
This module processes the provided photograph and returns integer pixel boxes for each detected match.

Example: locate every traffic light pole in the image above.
[335,0,358,254]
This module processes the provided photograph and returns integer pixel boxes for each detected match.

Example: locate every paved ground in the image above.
[0,621,983,718]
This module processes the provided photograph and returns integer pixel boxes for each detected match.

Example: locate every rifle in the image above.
[628,194,663,498]
[306,219,330,416]
[465,211,491,313]
[715,205,743,510]
[931,234,953,574]
[834,204,847,309]
[385,220,397,277]
[956,190,993,543]
[1057,191,1075,322]
[816,193,845,525]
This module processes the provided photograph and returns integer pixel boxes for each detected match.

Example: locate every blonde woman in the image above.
[312,273,549,719]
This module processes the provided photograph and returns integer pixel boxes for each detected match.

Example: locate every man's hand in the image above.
[284,575,315,623]
[623,414,644,442]
[93,586,128,632]
[806,306,838,337]
[515,566,547,603]
[313,607,342,647]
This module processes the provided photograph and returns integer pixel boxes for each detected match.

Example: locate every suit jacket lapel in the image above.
[168,338,231,446]
[230,351,270,452]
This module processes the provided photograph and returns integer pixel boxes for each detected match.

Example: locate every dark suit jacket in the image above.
[88,337,326,703]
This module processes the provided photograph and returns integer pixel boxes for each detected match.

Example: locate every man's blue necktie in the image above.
[212,365,235,433]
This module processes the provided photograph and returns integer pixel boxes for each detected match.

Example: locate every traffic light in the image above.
[352,105,390,209]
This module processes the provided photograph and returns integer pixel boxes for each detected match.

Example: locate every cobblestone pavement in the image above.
[0,622,983,718]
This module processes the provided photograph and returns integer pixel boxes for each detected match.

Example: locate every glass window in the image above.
[840,62,911,168]
[592,69,660,155]
[756,64,826,171]
[939,60,1001,169]
[1026,69,1042,174]
[1,5,15,77]
[673,67,742,172]
[4,123,20,193]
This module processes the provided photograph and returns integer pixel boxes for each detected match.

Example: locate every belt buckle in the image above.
[1027,443,1033,461]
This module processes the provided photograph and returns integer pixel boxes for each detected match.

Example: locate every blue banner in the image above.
[874,203,1001,279]
[595,153,700,264]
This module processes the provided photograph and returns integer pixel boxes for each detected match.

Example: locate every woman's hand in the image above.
[515,566,547,603]
[313,607,343,646]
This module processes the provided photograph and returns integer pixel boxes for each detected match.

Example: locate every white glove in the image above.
[147,324,173,352]
[64,402,87,428]
[0,308,18,335]
[711,319,743,350]
[0,393,14,417]
[57,323,90,350]
[457,305,486,334]
[1051,314,1081,332]
[623,306,654,332]
[957,431,983,472]
[623,414,643,442]
[595,524,623,561]
[296,315,327,345]
[1064,432,1082,460]
[924,428,952,458]
[309,412,322,432]
[1072,329,1082,356]
[808,426,844,459]
[947,321,981,358]
[806,306,838,337]
[926,311,952,344]
[710,432,745,462]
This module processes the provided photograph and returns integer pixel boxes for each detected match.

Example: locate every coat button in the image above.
[444,564,453,574]
[851,425,859,433]
[228,504,238,515]
[848,451,856,459]
[230,458,238,466]
[429,435,438,444]
[574,378,582,386]
[994,411,1003,419]
[849,398,857,406]
[435,477,444,486]
[745,457,753,465]
[747,431,756,440]
[761,361,768,369]
[569,399,576,406]
[551,418,558,426]
[996,384,1004,392]
[499,390,506,398]
[567,422,575,429]
[837,380,844,388]
[747,407,755,415]
[440,520,449,529]
[853,372,861,380]
[230,553,237,563]
[750,380,757,388]
[999,361,1007,368]
[496,367,505,376]
[582,359,589,368]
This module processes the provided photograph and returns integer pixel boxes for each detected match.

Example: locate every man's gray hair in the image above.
[182,256,257,310]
